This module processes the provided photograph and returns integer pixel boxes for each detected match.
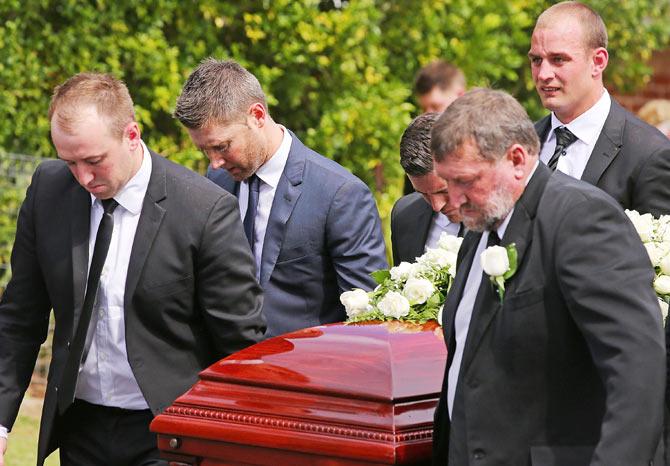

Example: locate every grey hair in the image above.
[399,112,440,176]
[174,58,267,129]
[431,88,540,163]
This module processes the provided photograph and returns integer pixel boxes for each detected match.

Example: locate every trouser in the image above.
[57,399,167,466]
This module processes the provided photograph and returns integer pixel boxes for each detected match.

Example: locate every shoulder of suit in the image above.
[150,150,232,201]
[290,136,370,190]
[617,104,670,151]
[393,192,425,214]
[544,171,622,211]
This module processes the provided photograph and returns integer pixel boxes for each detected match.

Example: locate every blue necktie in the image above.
[243,175,260,248]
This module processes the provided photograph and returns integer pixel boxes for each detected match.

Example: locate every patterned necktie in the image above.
[58,198,118,413]
[243,174,261,248]
[547,126,578,171]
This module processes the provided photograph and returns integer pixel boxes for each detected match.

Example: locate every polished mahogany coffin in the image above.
[151,320,447,465]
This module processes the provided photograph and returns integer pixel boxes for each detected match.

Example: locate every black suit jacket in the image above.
[535,98,670,216]
[0,151,265,465]
[433,163,665,466]
[390,192,434,265]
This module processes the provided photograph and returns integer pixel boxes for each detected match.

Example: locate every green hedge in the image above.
[0,0,668,269]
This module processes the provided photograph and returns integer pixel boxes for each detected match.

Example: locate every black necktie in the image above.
[58,198,118,413]
[243,175,260,248]
[487,230,501,248]
[547,126,578,171]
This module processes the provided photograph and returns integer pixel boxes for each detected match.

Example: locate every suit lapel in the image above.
[124,151,167,304]
[581,100,624,185]
[458,164,551,374]
[534,115,552,151]
[71,185,92,332]
[415,201,433,256]
[443,231,481,350]
[259,131,304,287]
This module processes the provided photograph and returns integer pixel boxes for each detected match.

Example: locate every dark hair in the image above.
[414,60,465,96]
[399,113,440,176]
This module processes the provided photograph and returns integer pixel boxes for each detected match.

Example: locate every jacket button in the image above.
[473,449,486,460]
[67,341,71,350]
[469,378,480,389]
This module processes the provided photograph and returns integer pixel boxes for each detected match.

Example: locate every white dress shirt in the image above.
[238,126,292,276]
[447,162,538,417]
[425,213,461,251]
[539,90,611,179]
[75,142,152,410]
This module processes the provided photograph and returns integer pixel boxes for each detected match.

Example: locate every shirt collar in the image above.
[254,125,292,189]
[90,140,152,215]
[549,89,611,146]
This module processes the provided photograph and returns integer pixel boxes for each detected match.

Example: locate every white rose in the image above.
[653,275,670,296]
[377,291,411,319]
[437,233,463,253]
[403,278,435,305]
[660,254,670,276]
[340,289,371,318]
[437,305,444,326]
[408,261,429,279]
[658,241,670,257]
[419,248,457,270]
[390,262,413,282]
[628,212,655,242]
[659,298,669,323]
[645,242,663,267]
[480,245,509,277]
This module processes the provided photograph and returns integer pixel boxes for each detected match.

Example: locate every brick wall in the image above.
[611,48,670,113]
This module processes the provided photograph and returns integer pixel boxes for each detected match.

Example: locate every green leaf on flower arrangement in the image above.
[426,291,443,308]
[371,269,391,285]
[503,242,518,280]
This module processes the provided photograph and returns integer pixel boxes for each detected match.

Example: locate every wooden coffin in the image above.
[151,320,447,465]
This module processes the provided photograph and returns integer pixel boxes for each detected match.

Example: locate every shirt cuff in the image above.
[0,425,7,439]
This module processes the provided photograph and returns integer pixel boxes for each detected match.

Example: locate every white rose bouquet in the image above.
[625,209,670,322]
[341,232,462,324]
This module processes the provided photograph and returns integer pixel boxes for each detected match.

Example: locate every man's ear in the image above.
[247,102,267,128]
[507,144,529,179]
[124,121,141,150]
[592,47,608,79]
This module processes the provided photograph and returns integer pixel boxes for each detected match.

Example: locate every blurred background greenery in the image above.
[0,1,669,459]
[1,0,669,274]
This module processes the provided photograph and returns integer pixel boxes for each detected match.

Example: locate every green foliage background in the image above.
[0,0,669,279]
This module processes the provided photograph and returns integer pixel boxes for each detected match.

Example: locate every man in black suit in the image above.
[431,88,665,465]
[0,73,265,465]
[391,113,463,265]
[529,1,670,217]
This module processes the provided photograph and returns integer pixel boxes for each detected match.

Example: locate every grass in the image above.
[5,395,59,466]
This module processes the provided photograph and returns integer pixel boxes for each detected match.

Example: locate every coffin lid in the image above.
[201,321,446,401]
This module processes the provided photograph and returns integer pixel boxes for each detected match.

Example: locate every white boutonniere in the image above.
[480,243,518,303]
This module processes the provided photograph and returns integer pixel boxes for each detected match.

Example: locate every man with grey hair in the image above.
[391,113,463,265]
[174,58,388,338]
[530,1,670,217]
[432,88,664,465]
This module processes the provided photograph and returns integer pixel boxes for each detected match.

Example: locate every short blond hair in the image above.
[535,1,608,51]
[48,72,135,139]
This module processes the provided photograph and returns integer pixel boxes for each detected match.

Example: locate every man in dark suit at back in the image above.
[431,88,665,465]
[529,1,670,217]
[391,113,463,265]
[0,73,265,465]
[174,58,388,338]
